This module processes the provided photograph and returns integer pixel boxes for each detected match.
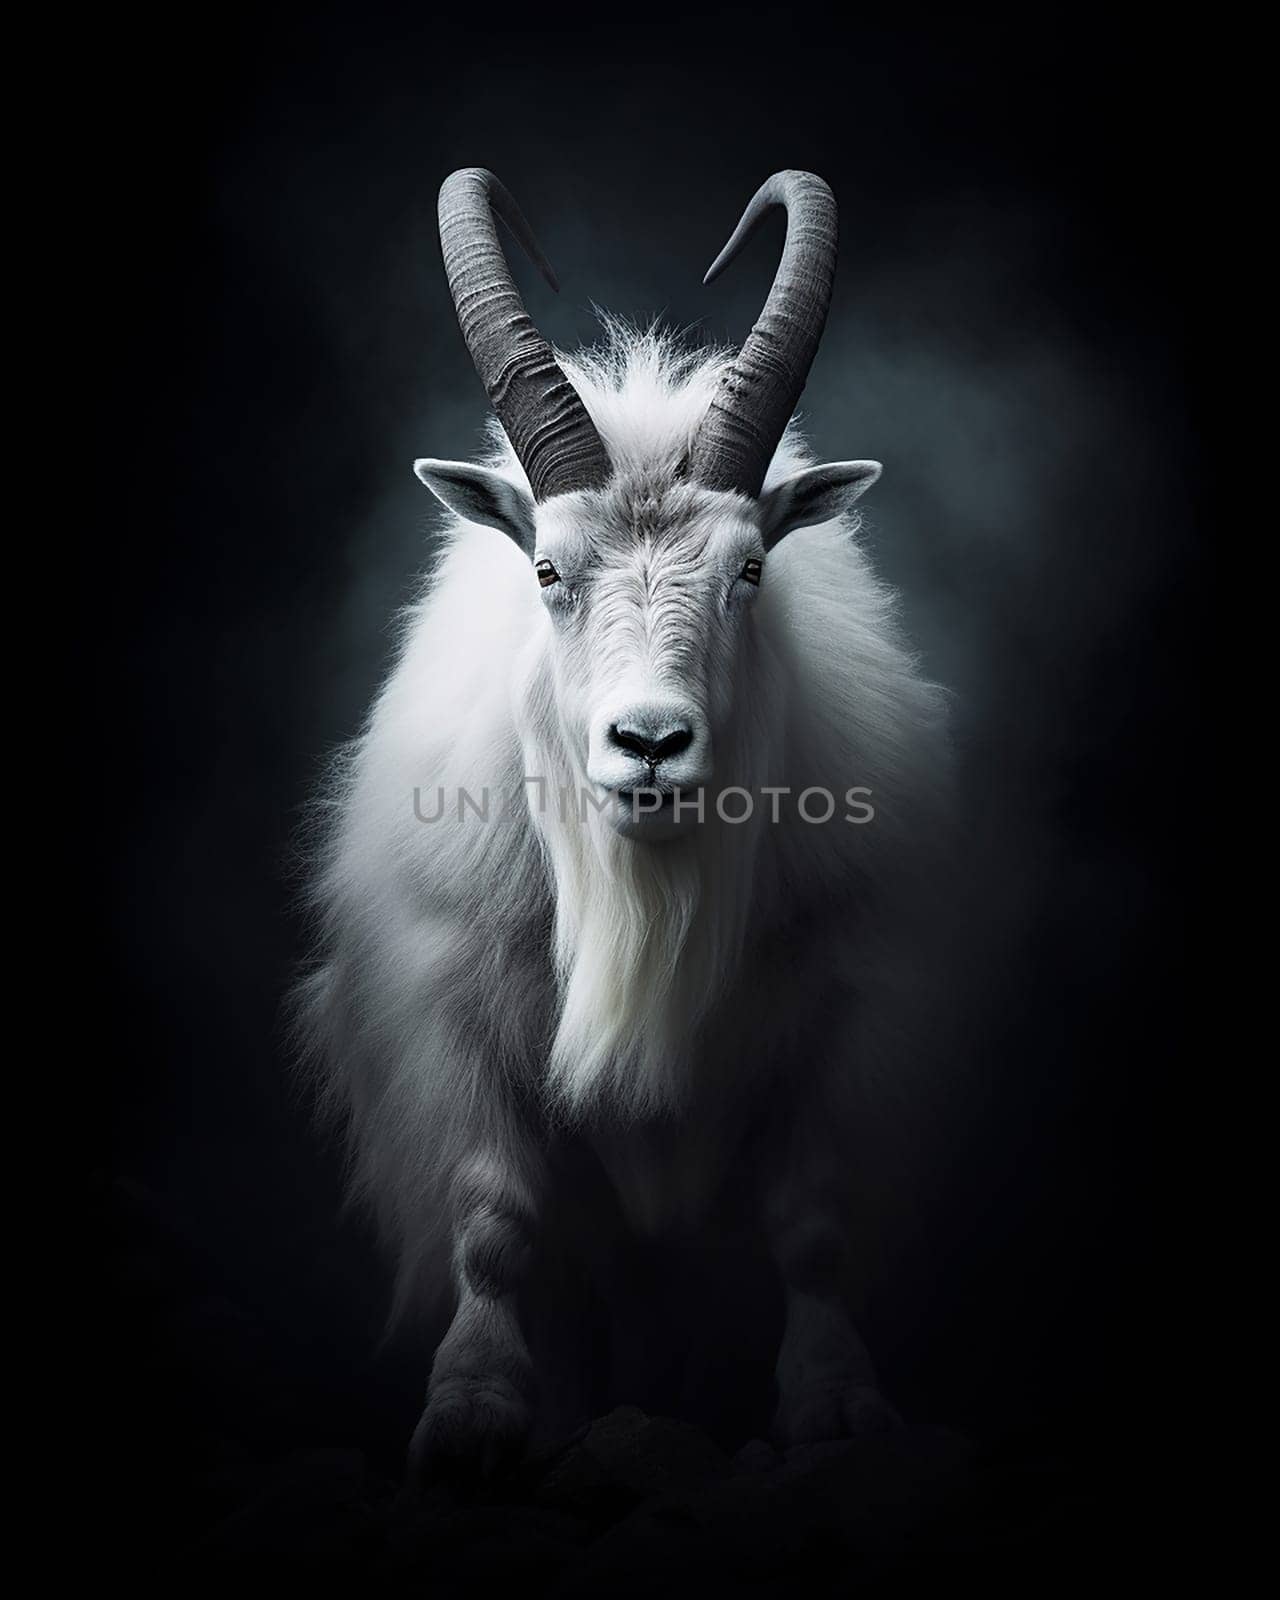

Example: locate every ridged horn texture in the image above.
[438,168,612,501]
[690,171,838,499]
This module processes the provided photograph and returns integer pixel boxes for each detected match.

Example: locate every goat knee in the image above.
[455,1203,533,1299]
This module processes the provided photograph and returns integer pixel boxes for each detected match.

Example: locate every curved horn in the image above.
[688,171,838,499]
[437,168,611,501]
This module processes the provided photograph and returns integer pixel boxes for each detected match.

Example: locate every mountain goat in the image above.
[297,168,954,1476]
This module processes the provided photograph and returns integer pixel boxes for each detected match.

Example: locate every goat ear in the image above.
[413,459,537,551]
[758,460,882,548]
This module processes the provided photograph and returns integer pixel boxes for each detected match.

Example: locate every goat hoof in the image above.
[775,1381,902,1448]
[409,1375,532,1485]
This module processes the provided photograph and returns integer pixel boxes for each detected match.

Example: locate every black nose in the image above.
[609,721,694,766]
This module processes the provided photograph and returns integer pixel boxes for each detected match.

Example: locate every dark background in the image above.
[101,0,1199,1574]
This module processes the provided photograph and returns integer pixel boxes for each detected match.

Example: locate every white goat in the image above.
[296,169,953,1476]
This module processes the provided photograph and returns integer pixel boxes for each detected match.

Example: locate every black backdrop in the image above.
[102,0,1199,1570]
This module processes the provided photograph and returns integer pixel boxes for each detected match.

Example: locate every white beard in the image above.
[524,726,766,1119]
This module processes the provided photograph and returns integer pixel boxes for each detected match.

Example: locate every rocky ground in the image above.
[181,1405,1125,1593]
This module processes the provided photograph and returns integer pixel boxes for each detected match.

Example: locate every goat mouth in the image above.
[606,786,693,841]
[614,787,698,822]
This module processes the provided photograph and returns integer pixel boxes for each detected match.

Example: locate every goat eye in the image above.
[740,557,763,586]
[535,558,561,588]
